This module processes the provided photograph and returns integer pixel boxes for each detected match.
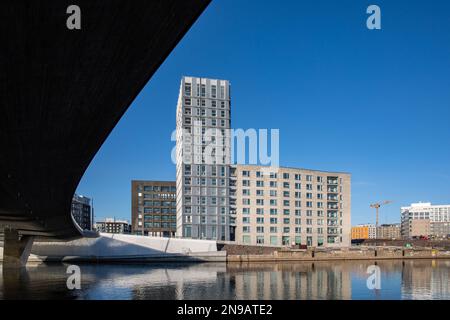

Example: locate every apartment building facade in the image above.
[131,180,177,237]
[71,194,93,231]
[378,223,401,239]
[401,202,450,239]
[232,165,351,247]
[175,76,233,240]
[95,218,132,234]
[351,224,376,240]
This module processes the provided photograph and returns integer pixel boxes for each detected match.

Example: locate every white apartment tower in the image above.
[176,76,233,240]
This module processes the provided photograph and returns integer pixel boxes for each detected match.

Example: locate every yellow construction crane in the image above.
[370,200,393,237]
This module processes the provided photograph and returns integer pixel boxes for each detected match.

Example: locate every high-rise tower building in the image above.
[175,76,233,240]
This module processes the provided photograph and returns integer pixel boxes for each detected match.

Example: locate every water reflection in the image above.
[0,260,449,300]
[401,260,450,300]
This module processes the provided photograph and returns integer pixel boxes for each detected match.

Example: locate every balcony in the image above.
[327,178,338,185]
[327,228,339,235]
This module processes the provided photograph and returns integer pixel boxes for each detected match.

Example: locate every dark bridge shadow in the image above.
[0,0,210,255]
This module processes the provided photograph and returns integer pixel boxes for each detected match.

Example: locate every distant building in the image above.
[131,181,176,237]
[377,223,401,240]
[71,194,92,231]
[401,202,450,239]
[232,165,351,247]
[95,218,131,234]
[351,224,376,240]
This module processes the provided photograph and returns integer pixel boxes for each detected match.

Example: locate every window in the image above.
[211,85,217,98]
[185,83,191,96]
[201,84,206,97]
[283,173,290,179]
[270,236,278,245]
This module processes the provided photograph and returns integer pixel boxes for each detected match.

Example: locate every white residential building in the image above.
[175,76,233,240]
[232,165,351,247]
[401,202,450,238]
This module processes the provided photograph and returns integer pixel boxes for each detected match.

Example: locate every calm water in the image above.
[0,260,449,300]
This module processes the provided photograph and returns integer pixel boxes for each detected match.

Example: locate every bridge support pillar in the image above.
[2,229,34,268]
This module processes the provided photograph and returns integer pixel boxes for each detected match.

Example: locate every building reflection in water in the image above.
[0,260,449,299]
[401,260,450,300]
[225,262,351,300]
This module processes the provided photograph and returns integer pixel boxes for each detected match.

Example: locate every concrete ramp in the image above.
[1,233,225,263]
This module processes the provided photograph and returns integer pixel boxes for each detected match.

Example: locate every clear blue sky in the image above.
[76,0,450,226]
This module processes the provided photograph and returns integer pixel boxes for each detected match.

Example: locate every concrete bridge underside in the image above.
[0,0,210,267]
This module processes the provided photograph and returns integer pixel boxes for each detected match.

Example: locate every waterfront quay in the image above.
[222,244,450,263]
[2,234,450,264]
